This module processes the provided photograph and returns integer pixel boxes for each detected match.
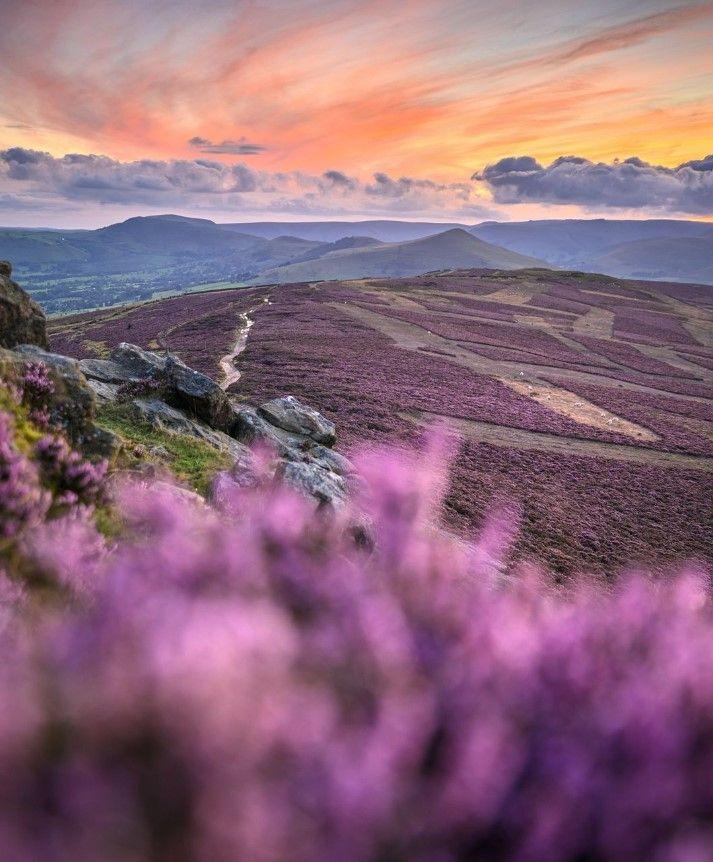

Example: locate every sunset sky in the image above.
[1,0,711,227]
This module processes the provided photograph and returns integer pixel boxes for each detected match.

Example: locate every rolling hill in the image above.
[49,267,712,577]
[220,219,469,242]
[470,219,713,284]
[251,228,548,283]
[3,215,710,314]
[588,236,713,284]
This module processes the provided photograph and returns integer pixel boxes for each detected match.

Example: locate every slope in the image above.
[251,228,549,283]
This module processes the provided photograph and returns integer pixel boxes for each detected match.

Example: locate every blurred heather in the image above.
[0,379,712,860]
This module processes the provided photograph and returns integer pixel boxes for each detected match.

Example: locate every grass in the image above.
[96,402,231,495]
[0,382,43,454]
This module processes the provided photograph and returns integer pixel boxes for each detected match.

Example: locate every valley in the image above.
[4,214,712,315]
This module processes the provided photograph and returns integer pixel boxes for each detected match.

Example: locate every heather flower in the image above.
[115,376,164,402]
[0,436,711,860]
[34,434,107,510]
[20,361,54,410]
[0,414,49,539]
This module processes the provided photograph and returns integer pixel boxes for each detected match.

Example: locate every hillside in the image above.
[590,236,713,284]
[50,267,712,577]
[252,228,548,282]
[220,219,469,242]
[471,219,713,284]
[3,215,711,313]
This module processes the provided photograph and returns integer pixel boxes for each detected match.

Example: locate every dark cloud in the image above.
[0,147,495,221]
[322,170,356,189]
[188,136,267,155]
[473,154,713,214]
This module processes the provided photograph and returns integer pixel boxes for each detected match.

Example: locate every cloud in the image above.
[188,136,267,155]
[473,154,713,214]
[0,147,496,220]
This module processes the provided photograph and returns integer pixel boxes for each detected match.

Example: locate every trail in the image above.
[219,296,270,390]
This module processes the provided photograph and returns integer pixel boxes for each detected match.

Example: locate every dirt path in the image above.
[400,409,713,471]
[219,296,270,389]
[502,378,657,441]
[572,307,615,338]
[340,301,712,403]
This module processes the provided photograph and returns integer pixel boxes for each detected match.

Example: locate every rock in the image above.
[86,426,122,460]
[79,358,146,384]
[109,343,167,380]
[276,460,347,508]
[149,445,170,458]
[129,398,250,464]
[164,355,233,431]
[230,406,354,474]
[7,345,117,458]
[306,442,354,476]
[229,405,303,458]
[86,378,120,403]
[258,396,336,446]
[0,261,48,349]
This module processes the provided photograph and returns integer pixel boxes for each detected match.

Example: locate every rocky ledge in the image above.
[6,340,352,508]
[0,260,48,350]
[1,266,350,507]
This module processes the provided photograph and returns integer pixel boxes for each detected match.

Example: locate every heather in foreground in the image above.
[1,420,712,860]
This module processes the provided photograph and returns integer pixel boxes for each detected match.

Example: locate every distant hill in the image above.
[589,236,713,284]
[220,220,469,243]
[3,214,710,314]
[251,228,548,283]
[470,219,712,284]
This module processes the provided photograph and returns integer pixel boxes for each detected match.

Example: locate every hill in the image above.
[49,267,712,577]
[589,236,713,284]
[220,219,469,242]
[470,219,713,284]
[3,215,710,314]
[252,228,548,283]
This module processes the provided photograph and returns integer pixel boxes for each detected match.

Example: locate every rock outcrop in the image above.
[0,261,48,350]
[163,354,233,431]
[0,267,347,506]
[129,398,251,465]
[75,342,350,508]
[258,395,337,446]
[0,344,118,458]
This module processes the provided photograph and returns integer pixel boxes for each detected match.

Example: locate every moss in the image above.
[96,402,231,495]
[0,384,44,453]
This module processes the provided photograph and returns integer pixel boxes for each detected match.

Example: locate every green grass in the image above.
[96,402,231,495]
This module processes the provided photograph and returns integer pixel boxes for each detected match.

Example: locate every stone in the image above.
[86,378,120,403]
[4,345,119,459]
[306,442,354,476]
[276,460,347,508]
[258,395,336,446]
[129,398,250,464]
[164,355,232,431]
[0,261,48,349]
[148,444,170,458]
[7,345,115,455]
[109,343,167,379]
[79,358,146,384]
[229,405,303,458]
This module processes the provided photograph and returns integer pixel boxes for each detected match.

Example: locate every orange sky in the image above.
[0,0,711,224]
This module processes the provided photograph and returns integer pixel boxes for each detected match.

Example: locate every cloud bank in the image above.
[0,147,494,220]
[474,154,713,214]
[1,147,712,226]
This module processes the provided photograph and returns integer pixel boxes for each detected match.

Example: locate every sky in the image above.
[0,0,711,227]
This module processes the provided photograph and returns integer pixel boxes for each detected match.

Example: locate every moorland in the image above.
[50,266,713,576]
[4,214,712,314]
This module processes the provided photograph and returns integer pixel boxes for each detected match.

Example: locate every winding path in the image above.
[219,296,270,389]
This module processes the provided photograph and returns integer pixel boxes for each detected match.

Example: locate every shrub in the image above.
[0,433,711,860]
